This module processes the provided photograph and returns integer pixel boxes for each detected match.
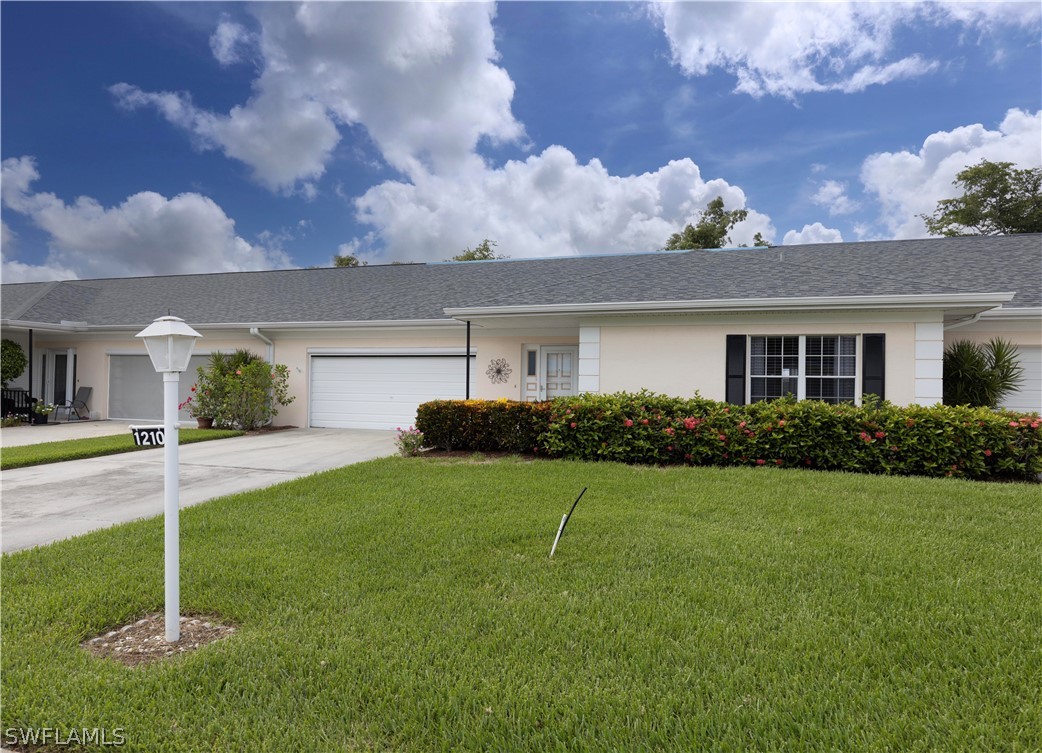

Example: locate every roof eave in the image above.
[977,306,1042,320]
[444,292,1016,319]
[0,318,460,333]
[0,319,90,332]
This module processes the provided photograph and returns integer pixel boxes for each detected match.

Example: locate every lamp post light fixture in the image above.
[135,315,202,642]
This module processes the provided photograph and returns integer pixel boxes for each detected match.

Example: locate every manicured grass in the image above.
[2,458,1038,751]
[0,429,245,470]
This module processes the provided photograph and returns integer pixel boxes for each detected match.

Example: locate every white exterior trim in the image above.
[0,318,460,333]
[0,319,90,332]
[307,346,474,356]
[445,292,1014,318]
[976,306,1042,321]
[190,319,460,331]
[913,322,945,406]
[105,349,217,356]
[577,326,600,394]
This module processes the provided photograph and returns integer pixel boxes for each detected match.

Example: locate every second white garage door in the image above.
[310,354,477,430]
[1001,345,1042,414]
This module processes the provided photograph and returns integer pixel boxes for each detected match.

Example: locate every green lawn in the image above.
[0,429,244,470]
[2,458,1038,751]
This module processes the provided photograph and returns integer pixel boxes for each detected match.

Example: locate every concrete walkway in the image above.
[1,419,131,447]
[1,428,397,553]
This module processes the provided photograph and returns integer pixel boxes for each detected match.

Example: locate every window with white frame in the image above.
[749,335,857,404]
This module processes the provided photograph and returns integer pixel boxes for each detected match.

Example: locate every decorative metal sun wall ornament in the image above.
[486,358,512,384]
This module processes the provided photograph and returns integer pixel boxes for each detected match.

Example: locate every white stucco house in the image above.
[2,234,1040,429]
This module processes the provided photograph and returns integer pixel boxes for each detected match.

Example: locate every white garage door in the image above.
[310,355,476,430]
[109,354,211,421]
[1001,345,1042,414]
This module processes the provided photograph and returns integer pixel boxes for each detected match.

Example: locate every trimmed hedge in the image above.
[416,399,550,453]
[417,392,1042,482]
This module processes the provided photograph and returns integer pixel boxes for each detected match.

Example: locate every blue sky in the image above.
[2,1,1040,281]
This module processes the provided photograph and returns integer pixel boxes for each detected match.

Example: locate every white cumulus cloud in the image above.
[783,223,844,245]
[351,146,775,262]
[651,1,1039,98]
[210,18,255,66]
[1,220,15,249]
[1,156,291,281]
[110,81,339,197]
[811,180,860,216]
[860,108,1042,238]
[111,2,523,193]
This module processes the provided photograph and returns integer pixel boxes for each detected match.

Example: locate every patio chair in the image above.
[56,386,92,422]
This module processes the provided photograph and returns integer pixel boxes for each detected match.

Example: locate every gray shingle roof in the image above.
[462,234,1042,309]
[2,235,1039,327]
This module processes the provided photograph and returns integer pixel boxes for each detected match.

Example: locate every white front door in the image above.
[521,345,579,401]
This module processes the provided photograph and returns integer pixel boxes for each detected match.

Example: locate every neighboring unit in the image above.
[2,235,1039,429]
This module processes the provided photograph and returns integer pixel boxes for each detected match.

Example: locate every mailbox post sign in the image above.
[134,316,202,642]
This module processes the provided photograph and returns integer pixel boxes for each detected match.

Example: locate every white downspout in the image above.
[249,327,276,427]
[249,327,274,363]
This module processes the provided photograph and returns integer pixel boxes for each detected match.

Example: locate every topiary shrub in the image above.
[415,399,550,453]
[1,339,28,388]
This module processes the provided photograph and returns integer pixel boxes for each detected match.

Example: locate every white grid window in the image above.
[749,335,858,405]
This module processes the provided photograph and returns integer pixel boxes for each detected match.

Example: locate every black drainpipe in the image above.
[465,321,471,399]
[27,329,34,405]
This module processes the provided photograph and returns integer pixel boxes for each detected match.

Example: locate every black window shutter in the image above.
[725,335,746,405]
[863,334,885,400]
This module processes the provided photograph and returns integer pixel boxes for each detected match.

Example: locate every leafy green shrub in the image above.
[417,392,1041,481]
[219,361,293,430]
[1,339,28,388]
[416,399,550,453]
[538,391,1041,482]
[183,350,294,430]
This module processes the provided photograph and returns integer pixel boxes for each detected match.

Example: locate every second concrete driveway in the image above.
[2,429,396,553]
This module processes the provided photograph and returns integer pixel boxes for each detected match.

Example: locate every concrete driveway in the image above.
[1,428,397,553]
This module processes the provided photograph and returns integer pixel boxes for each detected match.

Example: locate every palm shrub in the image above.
[944,338,1024,408]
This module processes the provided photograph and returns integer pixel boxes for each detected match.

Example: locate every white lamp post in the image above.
[135,315,202,642]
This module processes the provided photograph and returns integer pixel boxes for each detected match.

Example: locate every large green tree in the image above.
[664,197,767,250]
[921,160,1042,236]
[451,239,506,261]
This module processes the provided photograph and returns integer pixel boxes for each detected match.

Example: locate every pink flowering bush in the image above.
[395,426,425,457]
[185,350,294,430]
[416,391,1041,481]
[537,391,1041,482]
